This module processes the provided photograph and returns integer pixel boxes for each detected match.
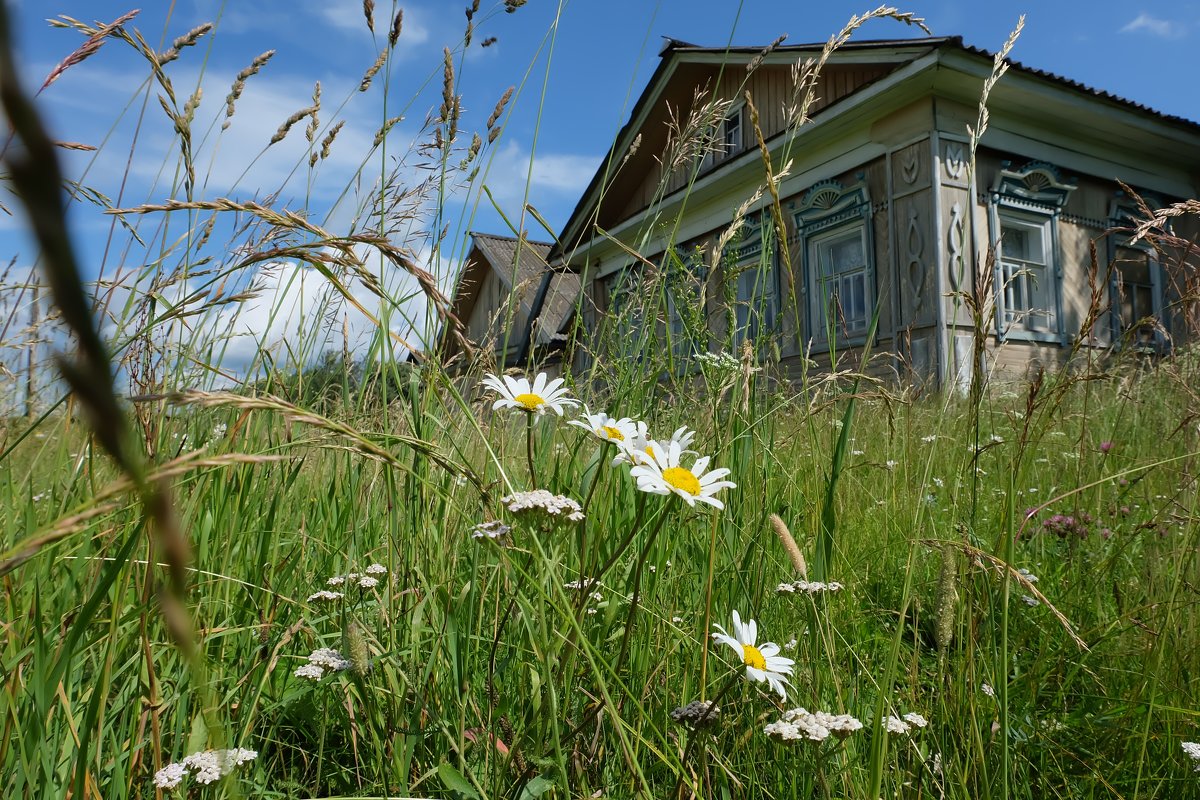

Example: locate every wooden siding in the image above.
[615,64,894,224]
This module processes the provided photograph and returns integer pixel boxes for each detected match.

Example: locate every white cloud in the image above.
[480,139,600,215]
[1119,13,1185,39]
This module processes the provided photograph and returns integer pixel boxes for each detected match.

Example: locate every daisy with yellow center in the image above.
[628,440,735,509]
[481,372,578,416]
[568,409,638,445]
[712,609,793,700]
[612,423,697,467]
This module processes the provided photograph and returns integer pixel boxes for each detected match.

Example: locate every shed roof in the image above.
[463,232,580,347]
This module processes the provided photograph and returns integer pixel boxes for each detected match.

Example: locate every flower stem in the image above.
[525,413,537,490]
[674,670,741,799]
[614,507,671,670]
[591,493,646,583]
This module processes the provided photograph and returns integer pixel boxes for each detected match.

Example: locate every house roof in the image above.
[456,232,581,348]
[553,35,1200,258]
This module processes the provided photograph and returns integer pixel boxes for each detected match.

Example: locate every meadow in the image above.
[1,3,1199,799]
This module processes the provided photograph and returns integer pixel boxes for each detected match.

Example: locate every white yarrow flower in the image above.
[885,715,911,734]
[307,590,343,603]
[294,663,325,680]
[711,609,793,699]
[629,440,735,510]
[1183,741,1200,771]
[903,712,929,729]
[481,372,578,416]
[501,490,585,522]
[365,563,387,575]
[154,762,187,789]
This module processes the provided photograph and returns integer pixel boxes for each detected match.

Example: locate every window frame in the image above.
[806,220,872,342]
[729,218,779,349]
[1107,199,1168,352]
[986,161,1075,345]
[993,207,1060,338]
[792,180,876,348]
[701,101,746,172]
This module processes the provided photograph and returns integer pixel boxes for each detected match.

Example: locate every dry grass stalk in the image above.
[306,82,322,143]
[317,120,345,162]
[967,15,1024,158]
[157,22,214,66]
[923,539,1089,651]
[481,36,498,48]
[362,0,375,32]
[440,48,460,144]
[40,9,139,93]
[747,33,787,74]
[224,50,275,129]
[709,187,763,274]
[933,544,959,651]
[487,86,514,142]
[373,115,404,148]
[270,94,320,146]
[787,7,930,131]
[769,514,807,578]
[388,9,403,47]
[360,49,388,92]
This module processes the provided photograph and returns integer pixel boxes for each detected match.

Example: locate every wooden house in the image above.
[452,36,1200,389]
[442,232,580,372]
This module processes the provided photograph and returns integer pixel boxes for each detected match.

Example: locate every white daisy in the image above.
[612,423,697,467]
[481,372,578,416]
[629,440,735,510]
[568,408,639,445]
[711,609,793,699]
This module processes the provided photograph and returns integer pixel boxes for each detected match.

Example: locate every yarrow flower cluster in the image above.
[501,489,585,522]
[471,520,512,540]
[153,747,257,789]
[764,708,863,743]
[776,579,844,595]
[695,351,759,373]
[670,699,721,728]
[326,563,387,590]
[306,590,343,603]
[1183,741,1200,772]
[712,610,793,699]
[294,647,352,680]
[883,712,929,735]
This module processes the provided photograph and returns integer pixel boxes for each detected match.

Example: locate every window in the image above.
[809,223,870,337]
[664,250,707,364]
[793,179,875,344]
[987,161,1075,342]
[1108,197,1166,350]
[603,267,646,355]
[996,211,1056,333]
[730,222,777,346]
[701,103,744,170]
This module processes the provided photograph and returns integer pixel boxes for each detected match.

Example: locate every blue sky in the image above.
[0,0,1196,391]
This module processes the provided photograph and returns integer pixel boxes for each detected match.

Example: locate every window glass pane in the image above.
[827,234,864,274]
[1000,220,1045,265]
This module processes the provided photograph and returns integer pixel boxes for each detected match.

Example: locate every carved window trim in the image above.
[1107,193,1168,352]
[792,179,876,345]
[987,161,1075,344]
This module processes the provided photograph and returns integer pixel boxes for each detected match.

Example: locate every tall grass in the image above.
[2,3,1200,799]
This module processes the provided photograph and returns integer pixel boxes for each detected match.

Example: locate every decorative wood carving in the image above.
[944,142,966,182]
[946,201,965,292]
[905,206,925,313]
[901,149,920,185]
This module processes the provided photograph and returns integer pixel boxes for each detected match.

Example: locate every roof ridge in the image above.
[469,231,553,247]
